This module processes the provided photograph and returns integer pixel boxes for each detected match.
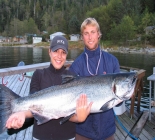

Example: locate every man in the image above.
[6,35,92,140]
[69,18,120,140]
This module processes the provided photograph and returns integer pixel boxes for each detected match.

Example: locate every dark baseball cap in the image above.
[50,35,68,53]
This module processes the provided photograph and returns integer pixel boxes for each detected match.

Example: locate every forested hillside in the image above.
[0,0,155,45]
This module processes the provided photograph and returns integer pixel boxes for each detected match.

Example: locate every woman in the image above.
[6,35,92,140]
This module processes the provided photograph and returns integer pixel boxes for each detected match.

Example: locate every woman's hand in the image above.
[70,94,93,123]
[6,110,33,129]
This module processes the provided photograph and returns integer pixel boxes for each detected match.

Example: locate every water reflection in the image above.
[0,47,154,79]
[112,52,155,82]
[0,47,83,68]
[68,48,82,60]
[33,47,43,63]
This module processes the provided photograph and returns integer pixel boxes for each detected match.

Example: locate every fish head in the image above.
[112,72,137,100]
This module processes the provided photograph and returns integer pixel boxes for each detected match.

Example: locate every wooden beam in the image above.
[0,61,73,77]
[128,111,149,138]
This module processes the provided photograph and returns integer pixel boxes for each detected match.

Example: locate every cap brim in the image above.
[51,45,68,53]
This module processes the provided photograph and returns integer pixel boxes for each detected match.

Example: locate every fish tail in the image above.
[0,84,20,134]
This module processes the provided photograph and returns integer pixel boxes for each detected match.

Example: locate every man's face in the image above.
[82,25,100,51]
[49,48,67,69]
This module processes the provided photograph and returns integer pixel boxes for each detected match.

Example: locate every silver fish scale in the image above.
[11,72,136,124]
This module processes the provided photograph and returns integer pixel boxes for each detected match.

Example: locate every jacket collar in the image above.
[49,63,65,74]
[84,45,101,58]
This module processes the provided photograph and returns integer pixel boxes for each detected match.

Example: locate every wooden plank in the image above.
[24,126,33,140]
[0,61,73,77]
[120,113,135,127]
[125,136,133,140]
[1,75,15,88]
[12,78,26,95]
[19,78,29,97]
[8,75,19,90]
[6,134,16,140]
[15,130,26,140]
[115,115,132,137]
[23,78,31,97]
[0,62,49,77]
[115,127,125,140]
[124,111,138,124]
[0,76,9,84]
[140,129,153,140]
[0,63,145,77]
[125,105,141,119]
[114,134,120,140]
[115,121,127,137]
[139,133,149,140]
[143,121,155,138]
[130,111,149,138]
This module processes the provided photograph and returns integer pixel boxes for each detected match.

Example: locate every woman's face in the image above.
[49,48,67,69]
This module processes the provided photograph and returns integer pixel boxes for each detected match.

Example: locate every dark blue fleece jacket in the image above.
[69,46,120,140]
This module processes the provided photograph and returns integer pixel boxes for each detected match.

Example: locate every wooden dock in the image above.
[0,63,155,140]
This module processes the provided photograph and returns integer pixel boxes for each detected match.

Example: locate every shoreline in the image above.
[1,44,155,55]
[107,47,155,55]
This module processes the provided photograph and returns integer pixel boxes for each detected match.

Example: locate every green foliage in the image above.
[27,36,32,44]
[141,0,155,13]
[69,15,80,34]
[3,17,39,37]
[137,8,155,34]
[106,0,124,24]
[0,0,154,47]
[141,31,155,46]
[149,33,155,45]
[23,18,39,34]
[108,15,135,44]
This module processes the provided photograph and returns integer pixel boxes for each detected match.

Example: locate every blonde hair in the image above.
[81,18,102,38]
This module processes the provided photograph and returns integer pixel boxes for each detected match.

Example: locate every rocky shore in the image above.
[105,46,155,55]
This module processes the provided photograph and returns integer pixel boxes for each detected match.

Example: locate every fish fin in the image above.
[100,99,116,112]
[59,113,75,125]
[61,74,77,84]
[31,111,51,125]
[0,84,20,134]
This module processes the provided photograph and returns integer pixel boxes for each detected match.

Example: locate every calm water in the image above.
[0,47,82,68]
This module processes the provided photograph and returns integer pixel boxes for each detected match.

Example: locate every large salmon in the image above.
[0,72,137,133]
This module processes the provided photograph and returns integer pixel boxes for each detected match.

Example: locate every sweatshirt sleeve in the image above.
[69,61,80,75]
[113,57,120,73]
[30,70,41,94]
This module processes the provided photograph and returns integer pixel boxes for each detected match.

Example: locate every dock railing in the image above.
[0,61,73,77]
[120,66,146,117]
